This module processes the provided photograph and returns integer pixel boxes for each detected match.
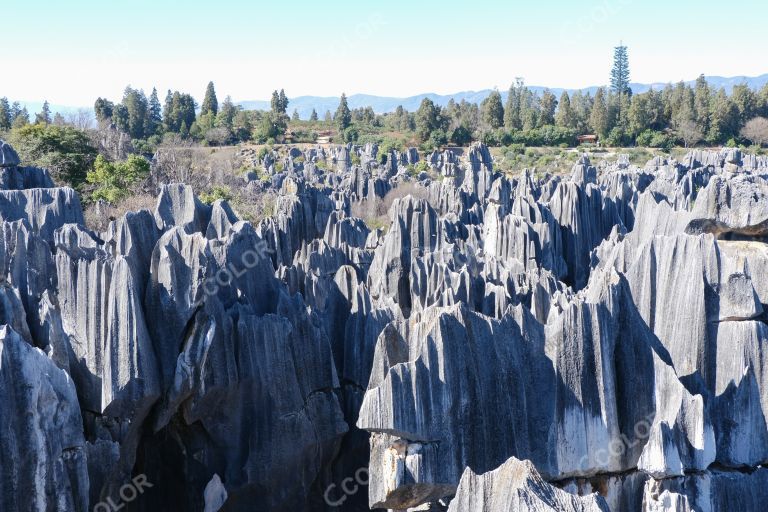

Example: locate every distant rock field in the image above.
[0,137,767,511]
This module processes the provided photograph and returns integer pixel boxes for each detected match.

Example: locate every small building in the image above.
[577,134,599,145]
[316,130,333,144]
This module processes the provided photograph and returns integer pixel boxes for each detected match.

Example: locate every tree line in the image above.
[4,65,768,160]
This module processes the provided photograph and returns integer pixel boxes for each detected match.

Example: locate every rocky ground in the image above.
[0,137,766,512]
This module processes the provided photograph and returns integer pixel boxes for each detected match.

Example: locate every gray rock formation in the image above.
[448,457,609,512]
[0,325,89,512]
[0,139,20,167]
[0,139,767,512]
[0,187,84,240]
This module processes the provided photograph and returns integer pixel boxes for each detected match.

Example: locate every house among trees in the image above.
[577,134,598,144]
[316,130,333,144]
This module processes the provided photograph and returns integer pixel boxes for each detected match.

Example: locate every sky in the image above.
[3,0,767,107]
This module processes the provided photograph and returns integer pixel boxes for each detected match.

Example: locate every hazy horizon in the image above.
[5,0,767,106]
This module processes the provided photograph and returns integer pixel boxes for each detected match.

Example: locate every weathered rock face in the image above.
[685,174,768,237]
[0,325,89,512]
[1,138,768,512]
[448,457,610,512]
[0,187,84,240]
[358,303,556,508]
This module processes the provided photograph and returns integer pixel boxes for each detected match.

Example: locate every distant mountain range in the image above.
[238,74,768,120]
[14,74,768,121]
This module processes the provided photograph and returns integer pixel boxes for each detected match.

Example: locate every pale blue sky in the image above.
[3,0,766,106]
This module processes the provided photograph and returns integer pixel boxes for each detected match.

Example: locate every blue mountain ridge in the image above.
[238,74,768,119]
[13,74,768,121]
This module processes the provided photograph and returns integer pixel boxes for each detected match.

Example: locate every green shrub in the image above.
[450,125,472,146]
[343,126,359,143]
[604,127,631,147]
[414,161,431,175]
[9,124,97,188]
[86,154,150,204]
[636,130,674,149]
[199,185,233,204]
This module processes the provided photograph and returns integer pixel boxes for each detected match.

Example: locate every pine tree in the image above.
[163,90,174,132]
[504,78,524,130]
[113,104,130,133]
[538,89,558,127]
[759,84,768,118]
[217,96,237,131]
[94,98,114,123]
[121,87,149,139]
[335,93,352,131]
[310,109,318,122]
[520,88,539,131]
[12,106,29,129]
[610,44,631,96]
[627,93,650,137]
[324,110,332,123]
[201,81,218,116]
[0,97,11,130]
[10,102,21,121]
[570,91,592,133]
[415,98,445,142]
[590,88,610,137]
[481,90,504,129]
[35,101,52,125]
[292,109,300,121]
[693,75,711,136]
[708,88,738,142]
[731,84,756,124]
[146,88,163,136]
[555,91,575,129]
[278,89,289,114]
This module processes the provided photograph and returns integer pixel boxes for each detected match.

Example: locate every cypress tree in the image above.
[335,93,351,131]
[590,88,610,137]
[539,89,558,127]
[481,90,504,129]
[35,101,52,125]
[163,90,174,132]
[555,91,574,129]
[147,87,163,136]
[0,97,12,130]
[201,81,218,116]
[504,78,524,130]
